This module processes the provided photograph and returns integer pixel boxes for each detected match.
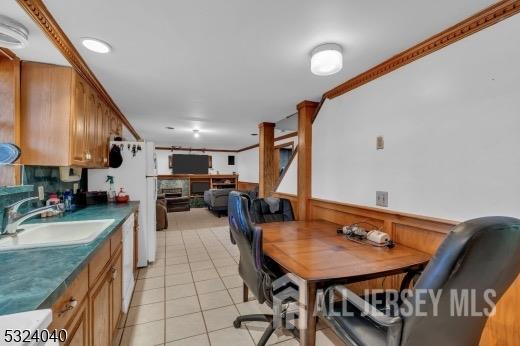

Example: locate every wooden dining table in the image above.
[260,220,431,346]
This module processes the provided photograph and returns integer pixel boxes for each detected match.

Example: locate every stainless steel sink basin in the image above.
[0,219,115,251]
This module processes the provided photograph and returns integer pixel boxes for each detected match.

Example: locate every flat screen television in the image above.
[171,154,209,174]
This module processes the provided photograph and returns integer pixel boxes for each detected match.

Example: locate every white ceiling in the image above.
[1,1,69,66]
[37,0,495,149]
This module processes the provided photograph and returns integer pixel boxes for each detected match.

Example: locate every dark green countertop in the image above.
[0,202,139,315]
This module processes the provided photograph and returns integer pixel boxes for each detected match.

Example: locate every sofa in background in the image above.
[156,196,168,230]
[204,188,234,217]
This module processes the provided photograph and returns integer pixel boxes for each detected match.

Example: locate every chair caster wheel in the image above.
[233,320,241,328]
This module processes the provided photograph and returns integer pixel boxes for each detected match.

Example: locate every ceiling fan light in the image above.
[310,43,343,76]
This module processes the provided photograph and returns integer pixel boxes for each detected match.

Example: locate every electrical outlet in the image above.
[73,183,79,193]
[376,191,388,207]
[38,186,45,201]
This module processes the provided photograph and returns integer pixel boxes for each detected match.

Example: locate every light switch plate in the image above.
[376,191,388,207]
[377,136,384,150]
[38,186,45,201]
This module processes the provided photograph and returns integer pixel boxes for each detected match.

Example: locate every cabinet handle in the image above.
[111,267,118,281]
[58,298,78,317]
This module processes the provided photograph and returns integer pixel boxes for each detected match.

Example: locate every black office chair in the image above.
[319,216,520,346]
[228,191,298,346]
[250,197,294,224]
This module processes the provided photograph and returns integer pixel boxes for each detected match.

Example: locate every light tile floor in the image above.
[119,208,344,346]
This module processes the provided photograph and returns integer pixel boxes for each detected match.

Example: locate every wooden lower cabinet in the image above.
[51,227,125,346]
[65,301,89,346]
[110,250,123,336]
[89,268,112,346]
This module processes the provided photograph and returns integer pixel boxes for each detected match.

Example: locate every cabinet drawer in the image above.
[89,240,110,287]
[110,227,122,255]
[49,267,88,331]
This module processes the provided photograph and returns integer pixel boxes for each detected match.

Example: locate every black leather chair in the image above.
[320,216,520,346]
[228,191,298,345]
[251,197,294,224]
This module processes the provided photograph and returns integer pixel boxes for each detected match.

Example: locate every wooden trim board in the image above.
[155,146,237,153]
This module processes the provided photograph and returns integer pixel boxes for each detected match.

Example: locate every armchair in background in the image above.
[251,197,294,224]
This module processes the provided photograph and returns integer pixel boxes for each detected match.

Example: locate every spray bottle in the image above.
[106,175,116,202]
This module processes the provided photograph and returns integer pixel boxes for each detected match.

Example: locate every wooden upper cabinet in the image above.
[20,62,73,166]
[20,62,116,168]
[70,74,88,166]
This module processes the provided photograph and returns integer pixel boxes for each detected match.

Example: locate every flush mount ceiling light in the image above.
[193,129,200,138]
[81,37,112,54]
[310,43,343,76]
[0,15,29,49]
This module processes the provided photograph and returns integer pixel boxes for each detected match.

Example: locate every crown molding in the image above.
[324,0,520,100]
[237,131,298,152]
[16,0,141,140]
[155,146,237,153]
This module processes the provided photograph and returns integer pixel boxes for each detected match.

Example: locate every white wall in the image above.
[236,147,259,183]
[156,150,237,175]
[122,126,137,141]
[307,14,520,221]
[276,153,297,195]
[236,136,298,183]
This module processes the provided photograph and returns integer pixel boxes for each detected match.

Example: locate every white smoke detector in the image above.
[0,15,29,49]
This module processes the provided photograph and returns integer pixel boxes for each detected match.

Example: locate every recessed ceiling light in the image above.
[310,43,343,76]
[193,129,200,138]
[165,126,175,130]
[81,37,112,54]
[0,15,29,49]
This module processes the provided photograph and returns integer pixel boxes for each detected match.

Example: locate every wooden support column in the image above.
[296,101,318,221]
[258,122,276,198]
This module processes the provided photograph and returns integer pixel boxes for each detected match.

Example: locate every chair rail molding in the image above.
[16,0,141,140]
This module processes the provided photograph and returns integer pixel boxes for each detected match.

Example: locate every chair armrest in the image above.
[322,285,402,328]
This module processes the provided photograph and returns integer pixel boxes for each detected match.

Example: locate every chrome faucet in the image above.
[1,197,57,236]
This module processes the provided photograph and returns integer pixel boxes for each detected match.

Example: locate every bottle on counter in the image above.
[116,188,129,203]
[106,175,116,202]
[64,190,73,211]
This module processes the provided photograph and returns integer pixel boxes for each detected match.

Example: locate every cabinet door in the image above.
[102,106,111,167]
[110,111,119,135]
[71,76,88,166]
[85,88,98,165]
[94,100,105,167]
[89,271,111,346]
[65,301,89,346]
[110,250,123,334]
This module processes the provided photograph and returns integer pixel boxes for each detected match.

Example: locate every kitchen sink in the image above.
[0,219,115,251]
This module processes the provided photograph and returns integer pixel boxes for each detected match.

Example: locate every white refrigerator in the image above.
[88,141,157,267]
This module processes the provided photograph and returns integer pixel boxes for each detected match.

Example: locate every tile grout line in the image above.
[183,230,212,345]
[199,226,257,345]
